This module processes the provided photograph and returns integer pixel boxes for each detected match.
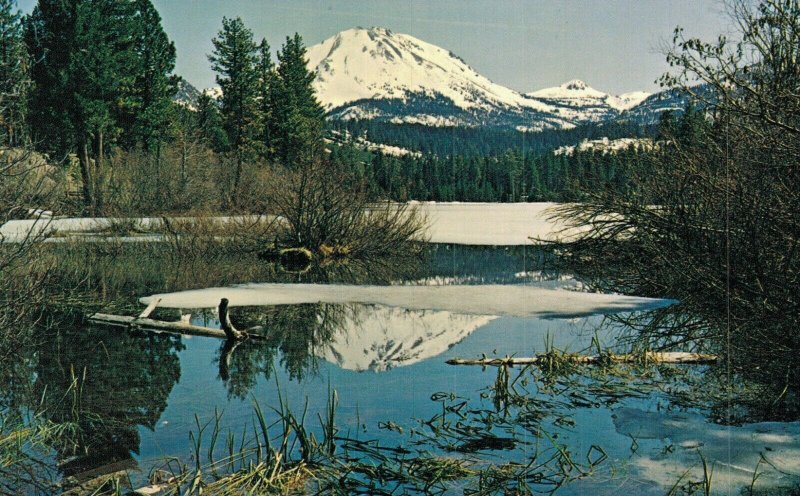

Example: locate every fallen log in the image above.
[89,298,264,341]
[446,351,717,366]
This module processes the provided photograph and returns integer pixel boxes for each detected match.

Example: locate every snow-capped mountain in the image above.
[306,27,658,130]
[174,27,693,132]
[306,27,575,130]
[526,79,650,122]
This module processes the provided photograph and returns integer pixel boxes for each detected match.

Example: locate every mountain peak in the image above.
[562,79,589,91]
[304,27,654,129]
[306,26,556,118]
[528,80,607,99]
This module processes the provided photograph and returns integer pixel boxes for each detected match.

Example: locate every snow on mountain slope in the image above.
[554,137,655,156]
[607,91,651,111]
[203,86,223,100]
[305,28,661,129]
[528,79,609,100]
[527,80,651,121]
[308,27,550,113]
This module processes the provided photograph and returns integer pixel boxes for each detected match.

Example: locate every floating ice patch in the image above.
[141,283,675,319]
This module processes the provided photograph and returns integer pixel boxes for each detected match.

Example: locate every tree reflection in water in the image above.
[32,322,183,480]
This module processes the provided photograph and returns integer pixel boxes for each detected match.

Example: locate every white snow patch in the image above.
[554,137,655,156]
[388,114,464,127]
[329,130,421,157]
[202,87,223,100]
[417,202,575,245]
[2,203,582,247]
[0,215,272,243]
[607,91,651,111]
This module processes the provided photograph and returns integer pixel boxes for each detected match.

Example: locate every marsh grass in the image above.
[0,381,86,494]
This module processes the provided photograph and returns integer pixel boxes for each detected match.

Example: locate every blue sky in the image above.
[16,0,732,95]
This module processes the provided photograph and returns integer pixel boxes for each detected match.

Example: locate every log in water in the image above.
[446,352,717,366]
[89,298,262,341]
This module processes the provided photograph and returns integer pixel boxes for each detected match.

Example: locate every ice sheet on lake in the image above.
[614,407,800,492]
[141,283,674,319]
[2,203,575,246]
[417,202,572,245]
[0,215,271,243]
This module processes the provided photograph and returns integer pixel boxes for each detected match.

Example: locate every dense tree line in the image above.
[24,0,178,212]
[0,0,325,214]
[330,142,650,202]
[329,119,655,157]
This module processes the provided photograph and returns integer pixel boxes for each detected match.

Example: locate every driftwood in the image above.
[446,352,717,366]
[89,298,263,341]
[138,298,161,318]
[218,297,242,339]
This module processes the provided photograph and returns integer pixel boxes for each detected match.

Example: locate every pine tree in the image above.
[25,0,173,213]
[27,0,138,212]
[208,16,259,199]
[124,0,177,152]
[0,0,28,146]
[195,92,229,153]
[255,38,275,158]
[269,33,324,168]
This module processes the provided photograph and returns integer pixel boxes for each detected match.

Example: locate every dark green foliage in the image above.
[331,119,653,157]
[208,16,259,201]
[0,0,28,146]
[269,33,325,168]
[195,92,229,153]
[25,0,176,213]
[256,37,275,158]
[121,0,177,152]
[336,142,649,203]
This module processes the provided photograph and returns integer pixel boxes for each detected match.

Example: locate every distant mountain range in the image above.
[177,27,696,131]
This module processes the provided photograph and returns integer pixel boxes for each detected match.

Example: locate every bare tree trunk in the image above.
[78,140,94,213]
[94,130,104,213]
[233,148,243,207]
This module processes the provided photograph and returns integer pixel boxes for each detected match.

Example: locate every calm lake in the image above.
[3,204,799,495]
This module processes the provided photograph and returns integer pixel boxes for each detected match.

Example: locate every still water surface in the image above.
[14,243,800,494]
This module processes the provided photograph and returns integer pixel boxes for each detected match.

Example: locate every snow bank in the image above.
[141,283,674,319]
[0,215,273,243]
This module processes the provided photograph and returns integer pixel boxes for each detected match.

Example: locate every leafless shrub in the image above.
[267,159,427,264]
